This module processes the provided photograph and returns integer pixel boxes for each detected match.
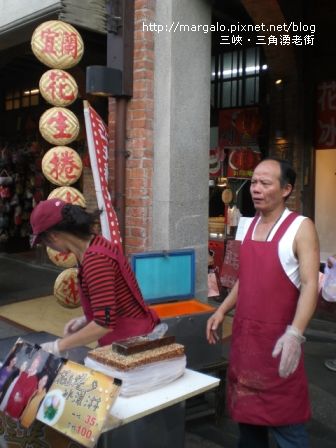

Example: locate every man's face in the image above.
[250,160,291,212]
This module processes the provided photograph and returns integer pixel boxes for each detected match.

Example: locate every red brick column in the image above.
[108,0,155,255]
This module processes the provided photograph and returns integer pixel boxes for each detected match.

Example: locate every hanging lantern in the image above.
[39,69,78,107]
[39,107,80,146]
[31,20,84,69]
[42,146,82,186]
[48,186,86,207]
[54,267,80,308]
[47,247,77,268]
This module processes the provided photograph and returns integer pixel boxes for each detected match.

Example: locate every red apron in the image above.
[227,212,311,425]
[78,244,160,346]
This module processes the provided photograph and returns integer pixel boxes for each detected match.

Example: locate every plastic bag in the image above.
[322,259,336,302]
[208,272,220,297]
[84,355,186,397]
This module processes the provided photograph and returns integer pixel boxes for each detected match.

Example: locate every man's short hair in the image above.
[263,157,296,189]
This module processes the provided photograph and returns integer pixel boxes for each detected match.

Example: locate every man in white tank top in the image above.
[206,158,320,448]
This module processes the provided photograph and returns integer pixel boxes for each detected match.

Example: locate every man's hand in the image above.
[40,339,61,357]
[63,316,87,336]
[206,308,225,344]
[272,326,306,378]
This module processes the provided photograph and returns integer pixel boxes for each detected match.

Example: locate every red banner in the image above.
[83,101,122,251]
[218,108,262,179]
[220,240,241,289]
[315,81,336,149]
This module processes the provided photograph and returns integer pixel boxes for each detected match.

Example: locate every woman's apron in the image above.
[227,212,310,425]
[78,244,160,346]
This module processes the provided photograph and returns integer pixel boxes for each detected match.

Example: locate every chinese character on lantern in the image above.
[54,268,80,308]
[42,147,83,186]
[39,107,80,145]
[40,69,78,107]
[31,20,84,69]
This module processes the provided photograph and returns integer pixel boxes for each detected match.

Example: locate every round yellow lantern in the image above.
[31,20,84,69]
[39,107,80,146]
[47,247,77,268]
[42,146,82,186]
[39,69,78,107]
[54,267,80,308]
[48,186,86,207]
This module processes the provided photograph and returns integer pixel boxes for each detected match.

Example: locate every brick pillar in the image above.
[108,0,155,255]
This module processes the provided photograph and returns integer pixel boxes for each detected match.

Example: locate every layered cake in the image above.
[84,336,186,396]
[87,341,185,371]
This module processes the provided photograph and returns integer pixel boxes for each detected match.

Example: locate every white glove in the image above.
[148,323,168,340]
[40,339,61,357]
[63,316,87,336]
[272,325,306,378]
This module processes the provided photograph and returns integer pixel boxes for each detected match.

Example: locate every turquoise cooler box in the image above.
[131,249,224,369]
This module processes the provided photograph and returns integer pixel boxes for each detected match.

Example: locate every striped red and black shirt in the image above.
[80,235,148,329]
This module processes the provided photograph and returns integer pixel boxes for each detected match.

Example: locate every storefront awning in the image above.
[0,0,107,50]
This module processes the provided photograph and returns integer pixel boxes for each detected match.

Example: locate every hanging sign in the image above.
[48,186,86,207]
[54,268,80,308]
[36,360,120,448]
[42,146,82,186]
[218,108,262,179]
[315,81,336,149]
[31,20,84,69]
[83,101,123,249]
[40,69,78,107]
[39,107,80,146]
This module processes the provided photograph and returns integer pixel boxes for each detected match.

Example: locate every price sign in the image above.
[37,361,120,447]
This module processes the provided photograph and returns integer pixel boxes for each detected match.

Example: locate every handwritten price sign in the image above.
[37,360,120,447]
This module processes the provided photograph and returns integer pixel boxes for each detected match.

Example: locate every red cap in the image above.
[30,198,66,246]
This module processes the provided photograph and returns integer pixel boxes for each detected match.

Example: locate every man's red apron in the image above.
[78,244,160,346]
[227,212,310,425]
